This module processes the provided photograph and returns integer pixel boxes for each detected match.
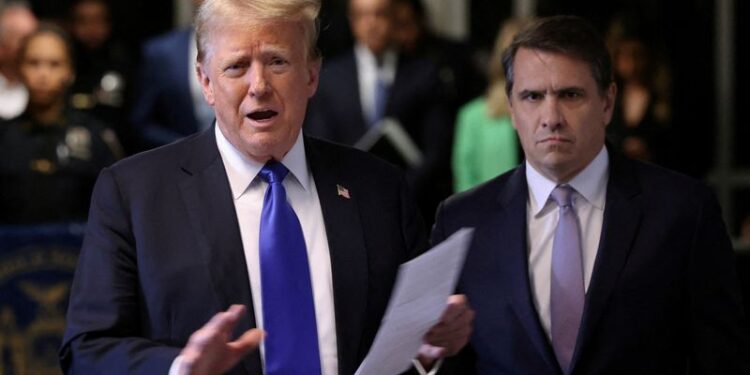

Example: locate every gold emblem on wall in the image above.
[0,247,78,375]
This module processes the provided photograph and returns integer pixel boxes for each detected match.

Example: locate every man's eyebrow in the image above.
[516,88,543,96]
[516,87,586,95]
[555,86,586,93]
[258,45,291,55]
[221,50,251,60]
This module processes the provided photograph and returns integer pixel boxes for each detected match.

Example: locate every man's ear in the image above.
[196,62,215,106]
[602,82,617,126]
[306,57,322,98]
[508,91,519,130]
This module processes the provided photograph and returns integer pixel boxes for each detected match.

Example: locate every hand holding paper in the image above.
[355,228,474,375]
[421,294,475,358]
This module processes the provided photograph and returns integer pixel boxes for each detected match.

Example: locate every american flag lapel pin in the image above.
[336,184,350,199]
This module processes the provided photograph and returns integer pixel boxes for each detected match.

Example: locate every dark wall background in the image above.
[28,0,174,57]
[24,0,747,227]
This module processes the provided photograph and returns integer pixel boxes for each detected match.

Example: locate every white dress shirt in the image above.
[170,126,338,375]
[353,44,397,124]
[526,146,609,340]
[0,74,28,120]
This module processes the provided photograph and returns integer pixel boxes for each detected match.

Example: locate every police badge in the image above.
[65,126,92,161]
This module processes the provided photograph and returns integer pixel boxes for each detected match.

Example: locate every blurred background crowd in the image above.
[0,0,746,237]
[0,0,746,240]
[0,0,746,373]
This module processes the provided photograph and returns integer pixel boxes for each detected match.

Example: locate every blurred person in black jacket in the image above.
[605,14,672,166]
[390,0,482,110]
[66,0,134,153]
[129,0,213,150]
[0,24,121,224]
[306,0,453,222]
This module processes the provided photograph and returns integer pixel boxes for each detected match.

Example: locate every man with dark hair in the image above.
[305,0,454,223]
[390,0,481,109]
[433,15,749,374]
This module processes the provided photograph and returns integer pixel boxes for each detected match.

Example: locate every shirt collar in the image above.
[215,124,310,200]
[353,43,398,84]
[526,146,609,216]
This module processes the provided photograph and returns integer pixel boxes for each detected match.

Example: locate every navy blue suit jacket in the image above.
[130,28,204,148]
[60,127,427,374]
[305,49,453,221]
[431,152,749,374]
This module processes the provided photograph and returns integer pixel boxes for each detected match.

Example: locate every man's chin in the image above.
[239,134,295,162]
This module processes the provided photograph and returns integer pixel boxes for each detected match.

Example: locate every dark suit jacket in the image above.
[431,152,749,374]
[305,49,453,222]
[60,127,427,374]
[130,28,204,148]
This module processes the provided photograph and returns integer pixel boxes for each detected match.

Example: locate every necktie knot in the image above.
[259,161,289,185]
[551,185,575,208]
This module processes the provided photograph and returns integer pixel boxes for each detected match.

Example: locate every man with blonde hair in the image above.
[61,0,473,374]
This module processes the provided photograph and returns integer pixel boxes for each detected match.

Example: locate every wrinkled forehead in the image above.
[513,48,597,89]
[198,8,318,64]
[202,18,307,58]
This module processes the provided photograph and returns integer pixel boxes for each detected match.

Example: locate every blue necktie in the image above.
[370,78,389,127]
[550,185,584,374]
[259,161,321,375]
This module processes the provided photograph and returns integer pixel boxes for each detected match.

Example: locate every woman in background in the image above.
[451,19,526,192]
[0,24,121,224]
[605,15,672,164]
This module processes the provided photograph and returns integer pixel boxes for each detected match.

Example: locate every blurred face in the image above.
[391,2,420,52]
[20,33,74,108]
[349,0,392,55]
[0,8,38,64]
[614,39,648,81]
[509,48,615,182]
[71,0,111,50]
[197,20,320,163]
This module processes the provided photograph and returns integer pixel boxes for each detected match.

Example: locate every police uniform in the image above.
[0,109,121,224]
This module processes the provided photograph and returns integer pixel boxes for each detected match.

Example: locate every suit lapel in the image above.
[305,138,369,375]
[570,155,642,371]
[177,128,261,374]
[493,167,560,371]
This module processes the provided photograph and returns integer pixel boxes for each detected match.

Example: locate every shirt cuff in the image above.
[412,357,444,375]
[169,354,185,375]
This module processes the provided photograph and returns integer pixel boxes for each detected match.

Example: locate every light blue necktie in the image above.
[370,78,389,127]
[259,161,321,375]
[550,185,584,374]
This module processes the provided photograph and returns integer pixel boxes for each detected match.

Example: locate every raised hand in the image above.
[178,305,264,375]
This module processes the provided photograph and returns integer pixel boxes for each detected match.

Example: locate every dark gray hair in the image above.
[502,15,613,96]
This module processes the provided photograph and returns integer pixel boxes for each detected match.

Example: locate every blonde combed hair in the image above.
[487,18,529,118]
[195,0,321,63]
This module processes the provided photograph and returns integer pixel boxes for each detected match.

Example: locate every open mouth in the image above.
[247,110,278,121]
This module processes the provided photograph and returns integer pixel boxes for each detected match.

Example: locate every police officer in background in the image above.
[0,24,121,224]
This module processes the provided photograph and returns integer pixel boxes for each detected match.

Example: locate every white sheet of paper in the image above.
[355,227,474,375]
